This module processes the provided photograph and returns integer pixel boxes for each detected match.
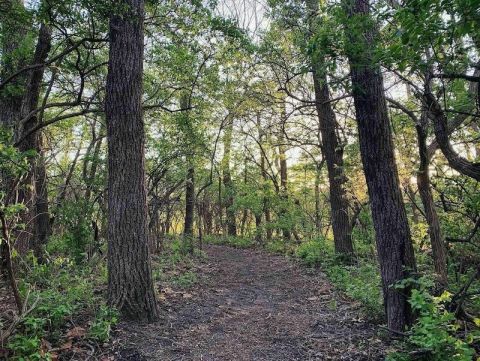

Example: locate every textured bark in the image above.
[181,93,195,252]
[84,133,104,202]
[416,115,448,285]
[314,164,322,235]
[17,23,52,258]
[277,126,291,241]
[105,0,158,322]
[257,116,272,241]
[344,0,416,332]
[307,0,353,257]
[184,164,195,252]
[313,75,353,255]
[254,213,262,244]
[222,118,237,236]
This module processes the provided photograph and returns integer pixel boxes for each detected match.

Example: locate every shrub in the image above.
[388,278,479,361]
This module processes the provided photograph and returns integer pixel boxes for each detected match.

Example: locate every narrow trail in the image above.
[114,245,385,361]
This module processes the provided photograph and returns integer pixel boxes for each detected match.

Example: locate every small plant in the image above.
[172,271,198,289]
[89,305,118,343]
[6,335,46,361]
[295,238,329,266]
[5,253,105,359]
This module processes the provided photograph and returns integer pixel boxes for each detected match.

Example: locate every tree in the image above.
[343,0,416,332]
[105,0,158,321]
[222,117,237,236]
[306,0,354,257]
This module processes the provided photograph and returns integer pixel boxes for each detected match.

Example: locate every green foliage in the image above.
[51,200,95,263]
[265,239,290,254]
[388,278,478,361]
[89,305,118,343]
[295,238,328,266]
[295,237,383,319]
[172,271,198,289]
[6,335,45,361]
[6,254,110,360]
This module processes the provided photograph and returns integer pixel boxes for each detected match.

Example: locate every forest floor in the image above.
[112,245,387,361]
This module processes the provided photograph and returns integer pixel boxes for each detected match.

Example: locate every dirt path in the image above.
[114,245,385,361]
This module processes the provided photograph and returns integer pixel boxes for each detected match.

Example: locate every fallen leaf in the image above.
[66,326,86,339]
[59,340,73,351]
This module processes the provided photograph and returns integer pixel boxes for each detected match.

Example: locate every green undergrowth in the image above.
[5,253,117,360]
[295,237,384,320]
[153,238,206,290]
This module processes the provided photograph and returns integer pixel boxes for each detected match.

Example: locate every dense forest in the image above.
[1,0,479,359]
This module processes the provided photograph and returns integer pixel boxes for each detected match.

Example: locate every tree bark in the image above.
[222,118,237,236]
[277,120,291,241]
[184,164,195,252]
[314,163,322,235]
[307,0,353,257]
[17,23,52,259]
[105,0,158,322]
[344,0,416,332]
[257,115,272,241]
[416,115,448,285]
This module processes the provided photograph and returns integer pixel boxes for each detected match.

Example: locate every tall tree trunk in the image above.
[307,0,353,257]
[278,122,291,241]
[240,156,248,236]
[105,0,158,322]
[17,23,52,259]
[312,75,353,255]
[416,114,448,285]
[314,161,322,235]
[184,163,195,252]
[344,0,416,332]
[257,117,272,241]
[181,94,195,253]
[222,118,236,236]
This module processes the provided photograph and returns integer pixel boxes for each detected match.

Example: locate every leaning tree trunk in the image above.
[416,115,448,285]
[344,0,416,332]
[105,0,158,322]
[307,0,353,257]
[426,93,480,181]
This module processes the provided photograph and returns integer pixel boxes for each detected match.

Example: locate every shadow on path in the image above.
[114,245,385,361]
